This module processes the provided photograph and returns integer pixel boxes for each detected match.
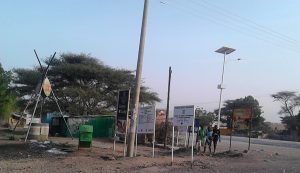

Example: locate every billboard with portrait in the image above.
[116,90,130,134]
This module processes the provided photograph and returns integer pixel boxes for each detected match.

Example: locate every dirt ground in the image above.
[0,128,299,173]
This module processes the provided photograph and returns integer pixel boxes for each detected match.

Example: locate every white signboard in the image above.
[137,106,156,134]
[173,105,195,127]
[177,126,188,132]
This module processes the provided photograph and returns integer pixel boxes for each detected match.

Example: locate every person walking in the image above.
[212,125,221,153]
[203,126,213,155]
[196,125,206,153]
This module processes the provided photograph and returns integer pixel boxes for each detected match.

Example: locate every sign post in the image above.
[114,90,130,156]
[172,105,195,165]
[229,114,233,151]
[152,111,156,158]
[185,126,188,147]
[171,125,174,164]
[248,107,253,151]
[191,107,195,167]
[232,108,253,151]
[136,105,156,157]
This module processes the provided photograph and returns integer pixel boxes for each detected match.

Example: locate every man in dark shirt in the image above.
[212,125,221,153]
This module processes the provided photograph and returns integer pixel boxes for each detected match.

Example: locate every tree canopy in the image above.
[13,53,160,116]
[271,91,300,133]
[0,63,16,122]
[216,96,269,132]
[195,108,215,127]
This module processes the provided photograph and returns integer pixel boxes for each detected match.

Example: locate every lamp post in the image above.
[215,46,236,129]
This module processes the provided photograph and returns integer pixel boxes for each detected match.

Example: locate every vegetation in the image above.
[195,108,215,127]
[0,63,16,122]
[12,53,160,116]
[216,96,270,132]
[271,91,300,135]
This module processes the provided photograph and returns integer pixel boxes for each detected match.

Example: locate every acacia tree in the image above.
[216,96,269,132]
[0,63,16,122]
[195,108,215,127]
[13,53,160,116]
[271,91,300,133]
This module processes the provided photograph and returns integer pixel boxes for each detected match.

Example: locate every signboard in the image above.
[233,120,250,130]
[232,108,252,130]
[117,90,130,120]
[233,108,252,121]
[116,90,130,134]
[172,105,196,165]
[173,105,195,127]
[177,126,187,132]
[137,106,156,134]
[156,109,166,125]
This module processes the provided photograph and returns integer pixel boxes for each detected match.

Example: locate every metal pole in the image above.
[187,127,191,148]
[171,125,175,164]
[127,0,149,157]
[185,126,188,147]
[191,107,195,166]
[217,52,227,129]
[124,120,128,157]
[13,93,35,131]
[25,88,42,142]
[176,130,179,146]
[164,66,172,147]
[113,131,116,154]
[52,91,74,139]
[152,109,156,158]
[229,114,233,151]
[248,107,253,151]
[113,113,117,154]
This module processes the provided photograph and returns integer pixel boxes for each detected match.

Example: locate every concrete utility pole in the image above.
[127,0,149,157]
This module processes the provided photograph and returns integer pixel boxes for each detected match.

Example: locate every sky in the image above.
[1,0,300,123]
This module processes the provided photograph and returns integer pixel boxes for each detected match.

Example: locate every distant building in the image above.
[266,122,286,131]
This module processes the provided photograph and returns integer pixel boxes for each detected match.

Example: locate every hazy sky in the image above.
[1,0,300,122]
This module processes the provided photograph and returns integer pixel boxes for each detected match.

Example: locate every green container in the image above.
[79,125,93,148]
[66,115,115,139]
[86,116,115,138]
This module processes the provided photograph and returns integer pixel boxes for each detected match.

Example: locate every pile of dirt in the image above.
[0,141,75,160]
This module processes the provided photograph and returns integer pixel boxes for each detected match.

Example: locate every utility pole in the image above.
[127,0,149,157]
[164,66,172,147]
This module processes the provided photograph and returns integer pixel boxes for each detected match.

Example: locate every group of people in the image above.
[196,125,221,155]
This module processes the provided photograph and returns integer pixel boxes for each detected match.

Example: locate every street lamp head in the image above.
[215,46,236,55]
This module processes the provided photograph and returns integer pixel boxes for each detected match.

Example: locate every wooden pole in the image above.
[164,66,172,147]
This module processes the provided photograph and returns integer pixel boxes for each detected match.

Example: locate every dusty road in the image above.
[0,129,299,173]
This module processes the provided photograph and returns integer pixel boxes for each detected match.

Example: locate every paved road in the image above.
[222,135,300,149]
[177,132,300,149]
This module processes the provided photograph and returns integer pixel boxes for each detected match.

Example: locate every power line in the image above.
[175,0,300,53]
[196,0,300,46]
[158,0,300,54]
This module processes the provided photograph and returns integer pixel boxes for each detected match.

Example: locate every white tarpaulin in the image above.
[137,106,156,134]
[173,105,195,127]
